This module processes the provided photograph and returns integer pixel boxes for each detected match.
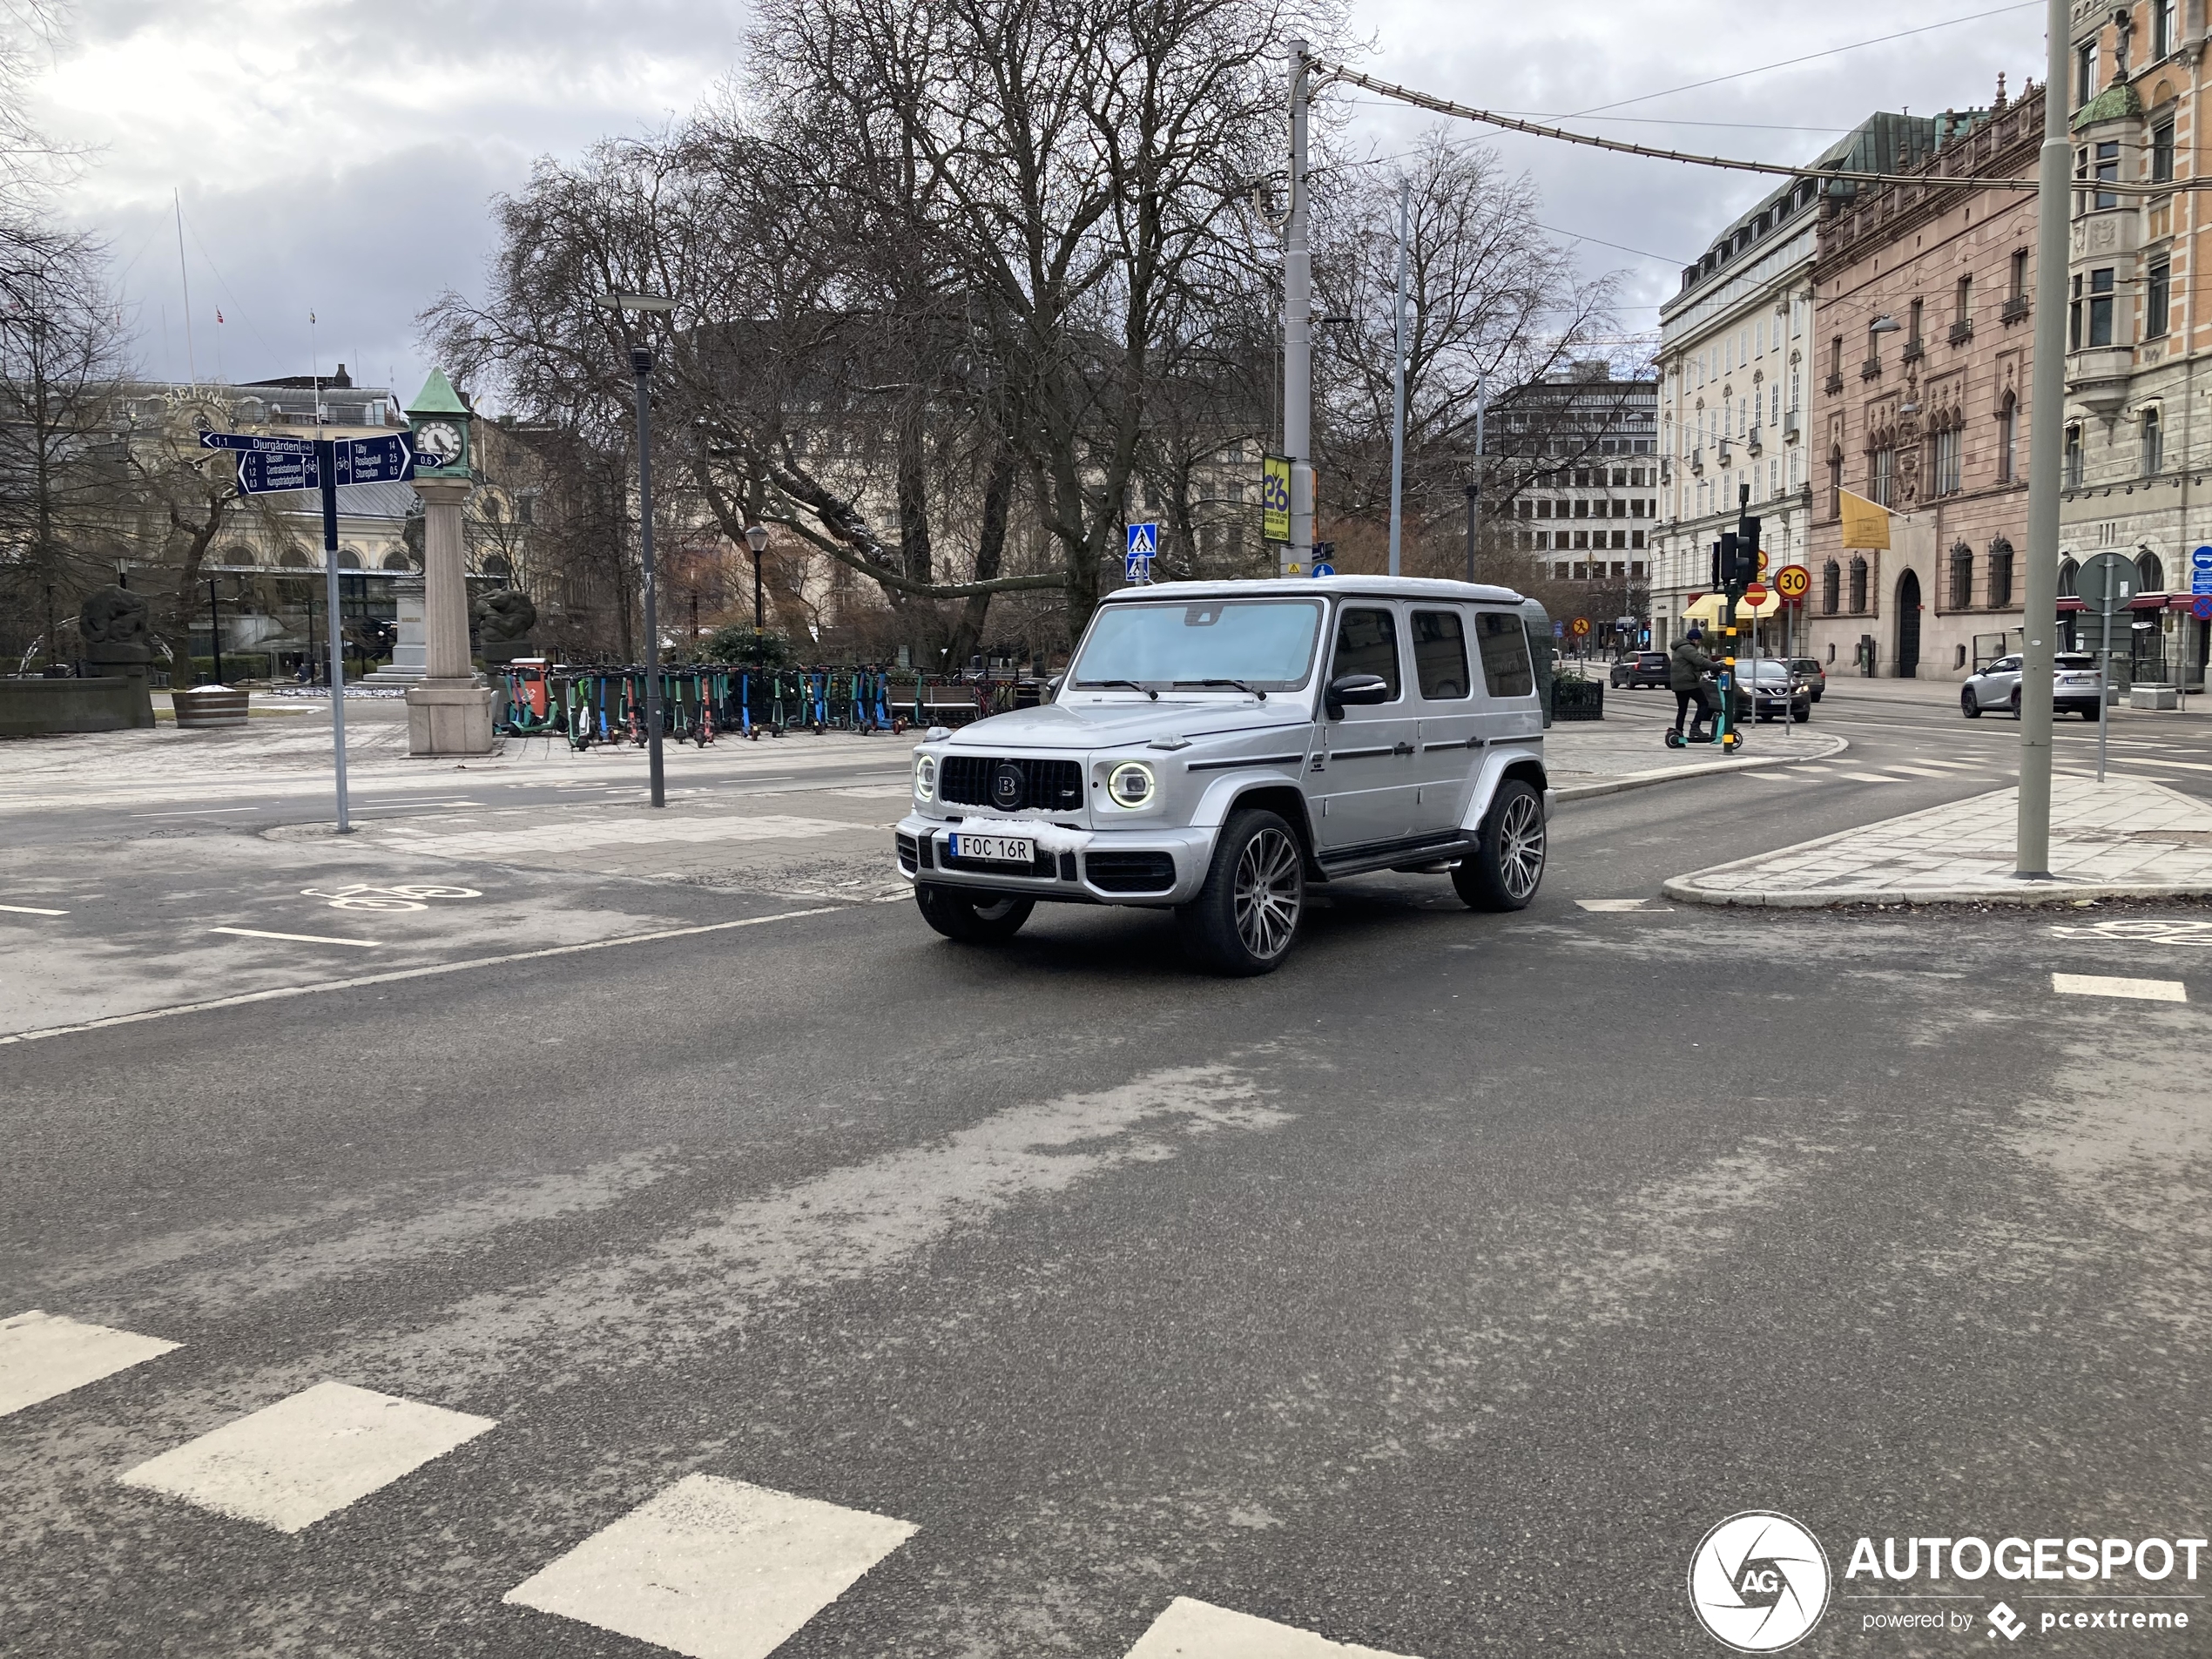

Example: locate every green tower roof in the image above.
[2073,80,2143,131]
[407,368,469,418]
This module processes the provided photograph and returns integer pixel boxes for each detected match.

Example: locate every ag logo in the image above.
[1688,1511,1831,1651]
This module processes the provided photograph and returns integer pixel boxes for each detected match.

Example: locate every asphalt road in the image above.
[3,695,2208,1658]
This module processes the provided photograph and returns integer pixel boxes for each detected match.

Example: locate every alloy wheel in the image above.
[1497,792,1545,901]
[1232,826,1302,961]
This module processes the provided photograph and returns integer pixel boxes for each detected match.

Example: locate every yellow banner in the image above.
[1260,455,1291,543]
[1839,488,1892,550]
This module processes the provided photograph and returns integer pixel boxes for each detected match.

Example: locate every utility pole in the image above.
[1283,39,1314,576]
[2015,0,2068,878]
[1467,376,1487,585]
[1388,178,1410,577]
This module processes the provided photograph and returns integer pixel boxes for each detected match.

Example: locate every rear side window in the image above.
[1332,607,1401,698]
[1409,610,1470,700]
[1474,612,1534,698]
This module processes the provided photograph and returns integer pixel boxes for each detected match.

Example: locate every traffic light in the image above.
[1716,532,1756,597]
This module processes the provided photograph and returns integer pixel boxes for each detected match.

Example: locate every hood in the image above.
[946,697,1308,751]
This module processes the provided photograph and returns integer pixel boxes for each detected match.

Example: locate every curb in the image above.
[1662,874,2212,908]
[1554,733,1850,803]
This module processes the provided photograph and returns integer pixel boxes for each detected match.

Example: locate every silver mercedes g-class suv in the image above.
[894,577,1554,974]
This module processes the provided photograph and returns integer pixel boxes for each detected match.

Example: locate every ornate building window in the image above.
[2142,405,2164,475]
[1950,542,1975,610]
[1997,394,2019,482]
[1822,558,1841,616]
[1849,555,1869,613]
[2137,549,2166,591]
[1988,537,2015,610]
[2058,557,2079,597]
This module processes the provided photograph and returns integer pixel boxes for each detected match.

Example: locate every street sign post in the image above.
[2078,550,2137,781]
[1125,522,1157,584]
[198,428,423,830]
[1775,563,1810,600]
[2195,594,2212,621]
[2191,544,2212,594]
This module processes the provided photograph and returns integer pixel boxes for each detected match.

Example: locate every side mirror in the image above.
[1045,674,1063,702]
[1325,672,1390,718]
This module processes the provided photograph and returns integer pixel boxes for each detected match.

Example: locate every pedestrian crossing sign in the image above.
[1127,523,1157,558]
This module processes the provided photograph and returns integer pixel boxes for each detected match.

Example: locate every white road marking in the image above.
[118,1380,496,1534]
[127,807,260,818]
[0,1310,179,1418]
[1902,759,1983,771]
[1837,772,1901,783]
[210,927,381,948]
[1123,1596,1418,1657]
[2052,972,2188,1002]
[503,1474,916,1659]
[1576,898,1654,912]
[2119,756,2212,773]
[0,902,67,915]
[1,907,842,1045]
[1880,765,1956,778]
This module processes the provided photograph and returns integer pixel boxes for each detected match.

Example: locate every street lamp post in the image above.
[595,292,677,809]
[746,523,768,632]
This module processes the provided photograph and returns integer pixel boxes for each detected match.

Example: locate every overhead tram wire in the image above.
[1310,60,2195,197]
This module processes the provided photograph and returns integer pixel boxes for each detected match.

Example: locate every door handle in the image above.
[1392,740,1415,756]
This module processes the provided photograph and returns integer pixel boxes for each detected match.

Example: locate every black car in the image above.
[1729,658,1812,723]
[1608,651,1669,690]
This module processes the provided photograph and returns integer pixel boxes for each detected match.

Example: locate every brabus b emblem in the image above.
[992,764,1023,810]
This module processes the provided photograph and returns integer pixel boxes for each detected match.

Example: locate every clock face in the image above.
[415,421,463,464]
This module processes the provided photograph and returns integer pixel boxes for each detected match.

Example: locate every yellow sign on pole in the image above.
[1261,455,1291,543]
[1839,488,1892,550]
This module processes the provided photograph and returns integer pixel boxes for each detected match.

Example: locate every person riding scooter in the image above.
[1669,624,1720,740]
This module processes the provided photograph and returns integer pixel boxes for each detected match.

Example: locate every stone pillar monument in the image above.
[401,369,495,755]
[361,576,427,685]
[78,584,157,727]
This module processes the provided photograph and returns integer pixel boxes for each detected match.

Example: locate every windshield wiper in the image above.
[1079,678,1159,700]
[1174,678,1267,700]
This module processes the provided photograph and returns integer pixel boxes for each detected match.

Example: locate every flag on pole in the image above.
[1838,488,1892,550]
[215,309,224,323]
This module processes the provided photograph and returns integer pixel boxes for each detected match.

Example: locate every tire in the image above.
[914,884,1034,944]
[1795,702,1811,723]
[1453,779,1546,912]
[2008,688,2021,717]
[1176,808,1304,975]
[2083,706,2101,720]
[1961,689,1982,718]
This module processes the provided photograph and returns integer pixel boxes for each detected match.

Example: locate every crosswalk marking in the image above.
[118,1380,496,1534]
[1124,1596,1420,1658]
[1837,772,1900,783]
[1879,765,1954,778]
[2052,972,2188,1003]
[0,1310,179,1419]
[502,1474,917,1659]
[1576,898,1654,912]
[1903,759,1982,771]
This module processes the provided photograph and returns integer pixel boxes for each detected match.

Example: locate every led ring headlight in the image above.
[914,754,937,800]
[1107,760,1156,808]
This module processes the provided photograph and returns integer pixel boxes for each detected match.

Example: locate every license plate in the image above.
[948,833,1034,864]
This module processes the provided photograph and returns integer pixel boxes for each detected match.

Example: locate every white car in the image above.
[1961,652,2107,718]
[894,577,1554,974]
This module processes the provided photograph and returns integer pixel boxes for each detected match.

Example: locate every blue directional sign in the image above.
[239,450,319,495]
[199,429,314,456]
[2191,544,2212,595]
[1311,561,1335,577]
[331,433,414,486]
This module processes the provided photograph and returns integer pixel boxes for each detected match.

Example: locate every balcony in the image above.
[1716,442,1734,468]
[1824,372,1844,395]
[1689,448,1704,475]
[1947,319,1973,346]
[2000,294,2030,325]
[1744,427,1764,455]
[1901,337,1925,364]
[1860,357,1883,381]
[1782,412,1802,441]
[2068,344,2134,418]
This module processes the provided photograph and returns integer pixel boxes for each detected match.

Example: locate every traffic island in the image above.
[1663,777,2212,907]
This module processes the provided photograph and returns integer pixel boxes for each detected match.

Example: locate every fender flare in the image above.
[1191,765,1316,830]
[1458,747,1550,836]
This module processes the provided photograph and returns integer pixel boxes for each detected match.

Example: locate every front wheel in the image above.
[914,884,1034,944]
[1177,808,1304,975]
[1453,779,1546,912]
[1664,727,1685,750]
[1961,689,1982,718]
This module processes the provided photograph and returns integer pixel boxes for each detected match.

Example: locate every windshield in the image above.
[1748,659,1791,678]
[1070,599,1325,691]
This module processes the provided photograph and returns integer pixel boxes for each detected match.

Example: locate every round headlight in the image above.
[1107,760,1156,808]
[914,754,936,800]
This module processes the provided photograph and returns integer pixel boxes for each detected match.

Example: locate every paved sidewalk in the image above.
[1663,776,2212,907]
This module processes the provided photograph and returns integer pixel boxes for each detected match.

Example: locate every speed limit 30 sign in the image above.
[1775,563,1811,601]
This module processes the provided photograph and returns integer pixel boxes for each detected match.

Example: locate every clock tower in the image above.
[403,368,494,754]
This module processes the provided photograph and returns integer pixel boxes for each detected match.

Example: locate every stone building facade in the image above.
[1804,90,2042,681]
[2052,0,2212,689]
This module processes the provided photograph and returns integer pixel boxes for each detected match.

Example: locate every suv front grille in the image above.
[1086,851,1176,893]
[939,755,1083,813]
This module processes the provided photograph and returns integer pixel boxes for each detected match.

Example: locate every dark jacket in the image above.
[1669,636,1716,691]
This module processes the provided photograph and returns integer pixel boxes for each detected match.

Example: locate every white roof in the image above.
[1107,575,1529,605]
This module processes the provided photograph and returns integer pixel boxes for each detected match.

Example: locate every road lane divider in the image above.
[0,907,844,1046]
[2052,972,2188,1002]
[0,902,67,915]
[210,927,381,948]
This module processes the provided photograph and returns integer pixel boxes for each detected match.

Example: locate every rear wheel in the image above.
[1177,809,1304,975]
[1961,689,1982,718]
[1453,779,1546,912]
[2008,687,2021,717]
[914,884,1033,944]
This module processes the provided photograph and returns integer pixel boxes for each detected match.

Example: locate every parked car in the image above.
[1788,657,1827,701]
[1729,658,1811,723]
[896,577,1554,974]
[1609,651,1669,690]
[1960,652,2107,718]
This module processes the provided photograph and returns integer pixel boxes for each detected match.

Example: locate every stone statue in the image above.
[471,588,537,641]
[79,584,152,659]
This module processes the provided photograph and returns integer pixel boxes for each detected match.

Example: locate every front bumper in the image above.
[894,813,1216,907]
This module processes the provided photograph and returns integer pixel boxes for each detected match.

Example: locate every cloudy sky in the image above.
[27,0,2044,406]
